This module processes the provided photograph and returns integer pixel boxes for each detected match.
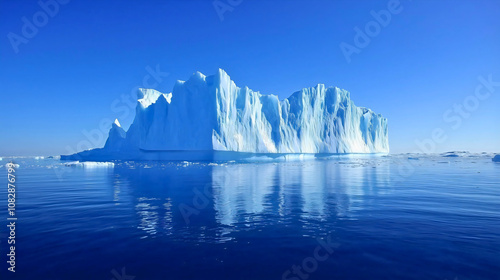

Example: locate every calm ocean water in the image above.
[0,155,499,280]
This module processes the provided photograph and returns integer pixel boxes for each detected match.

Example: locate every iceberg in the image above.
[493,155,500,162]
[62,69,389,161]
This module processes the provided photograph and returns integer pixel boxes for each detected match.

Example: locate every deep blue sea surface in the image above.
[0,154,499,280]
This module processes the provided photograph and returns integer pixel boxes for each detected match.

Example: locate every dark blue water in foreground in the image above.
[0,155,499,280]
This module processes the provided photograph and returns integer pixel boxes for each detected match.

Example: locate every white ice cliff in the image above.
[62,69,389,160]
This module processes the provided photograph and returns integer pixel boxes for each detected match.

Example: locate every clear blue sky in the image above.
[1,0,499,156]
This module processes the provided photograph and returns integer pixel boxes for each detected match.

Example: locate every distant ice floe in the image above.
[441,151,470,157]
[34,156,44,160]
[493,155,500,162]
[64,161,115,168]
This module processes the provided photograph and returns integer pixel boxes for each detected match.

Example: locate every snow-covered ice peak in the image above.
[138,88,172,107]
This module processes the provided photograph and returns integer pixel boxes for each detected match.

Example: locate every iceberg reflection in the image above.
[211,159,389,228]
[112,158,390,240]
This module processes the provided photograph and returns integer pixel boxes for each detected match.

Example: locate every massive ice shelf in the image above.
[62,69,389,161]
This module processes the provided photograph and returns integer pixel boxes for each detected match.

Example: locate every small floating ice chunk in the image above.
[81,161,114,167]
[64,161,114,168]
[493,155,500,162]
[208,162,226,166]
[34,156,44,160]
[179,161,194,167]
